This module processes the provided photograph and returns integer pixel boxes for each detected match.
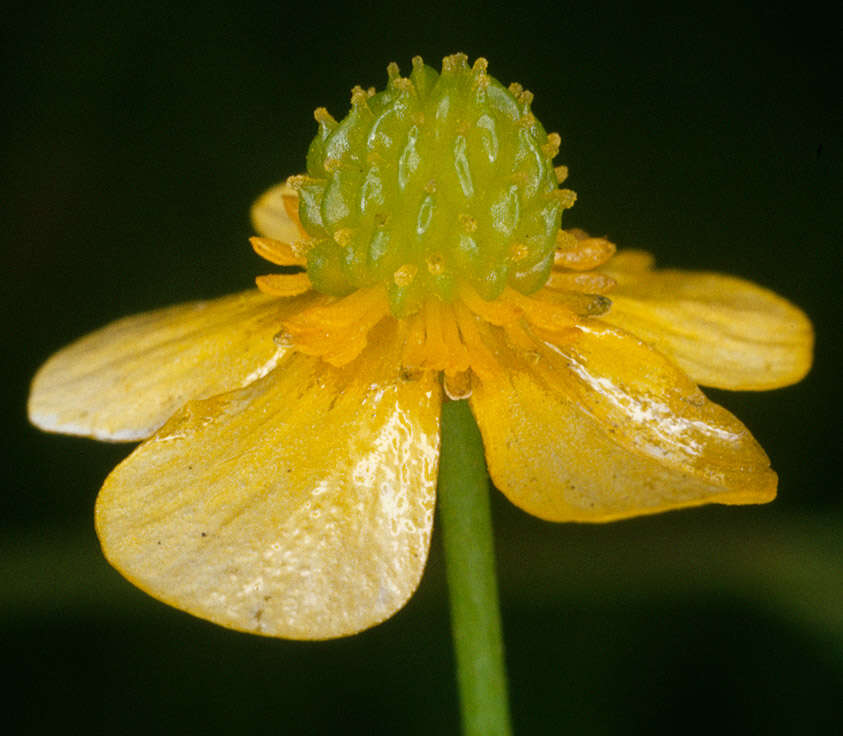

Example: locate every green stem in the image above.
[438,399,512,736]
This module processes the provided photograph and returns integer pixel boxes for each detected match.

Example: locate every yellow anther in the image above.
[393,264,418,287]
[250,237,307,267]
[256,272,313,297]
[554,165,569,184]
[545,270,617,294]
[553,233,616,271]
[508,82,524,96]
[386,61,400,80]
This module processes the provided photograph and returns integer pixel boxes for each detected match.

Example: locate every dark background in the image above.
[3,1,840,733]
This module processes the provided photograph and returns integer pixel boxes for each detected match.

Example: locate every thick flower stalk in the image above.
[28,54,813,642]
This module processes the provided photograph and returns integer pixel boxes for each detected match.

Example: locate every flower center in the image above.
[290,53,576,317]
[252,55,618,397]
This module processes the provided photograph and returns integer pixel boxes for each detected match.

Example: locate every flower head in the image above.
[28,55,813,639]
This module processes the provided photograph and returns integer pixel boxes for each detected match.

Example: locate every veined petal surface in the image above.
[471,322,777,522]
[250,182,304,242]
[600,266,813,390]
[29,290,306,441]
[95,321,441,639]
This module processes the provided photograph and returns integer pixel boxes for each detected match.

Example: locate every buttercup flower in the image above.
[28,54,813,640]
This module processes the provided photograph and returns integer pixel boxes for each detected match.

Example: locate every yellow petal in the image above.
[95,320,441,639]
[29,290,307,441]
[471,322,777,522]
[600,269,814,390]
[250,181,304,242]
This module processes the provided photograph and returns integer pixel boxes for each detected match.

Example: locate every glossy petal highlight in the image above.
[601,267,813,390]
[471,322,777,522]
[95,321,441,639]
[29,291,305,441]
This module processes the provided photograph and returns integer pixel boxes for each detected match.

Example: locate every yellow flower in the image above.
[28,55,812,640]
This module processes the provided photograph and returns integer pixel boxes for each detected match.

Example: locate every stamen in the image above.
[515,286,611,320]
[281,286,390,366]
[453,301,498,380]
[284,286,387,330]
[554,231,617,271]
[401,312,427,369]
[439,303,470,375]
[401,301,474,379]
[503,321,537,352]
[250,236,308,267]
[422,298,448,368]
[545,271,617,294]
[501,288,578,331]
[255,272,312,297]
[459,285,521,326]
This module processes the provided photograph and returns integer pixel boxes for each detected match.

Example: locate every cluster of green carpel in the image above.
[290,53,575,316]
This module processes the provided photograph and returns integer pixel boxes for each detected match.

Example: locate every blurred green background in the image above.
[3,1,840,733]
